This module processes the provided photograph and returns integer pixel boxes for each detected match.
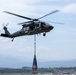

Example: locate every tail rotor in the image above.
[0,23,9,33]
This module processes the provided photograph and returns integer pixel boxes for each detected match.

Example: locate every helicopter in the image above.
[0,10,59,41]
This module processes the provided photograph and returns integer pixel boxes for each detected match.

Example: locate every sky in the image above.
[0,0,76,64]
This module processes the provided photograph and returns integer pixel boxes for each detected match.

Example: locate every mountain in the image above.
[0,55,33,68]
[38,60,76,68]
[0,55,76,68]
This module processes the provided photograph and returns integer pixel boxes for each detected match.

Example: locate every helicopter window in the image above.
[23,27,29,31]
[41,22,45,28]
[30,26,35,30]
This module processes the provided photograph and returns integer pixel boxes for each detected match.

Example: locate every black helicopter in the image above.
[0,10,59,41]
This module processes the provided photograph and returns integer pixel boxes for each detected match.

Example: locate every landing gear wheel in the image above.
[43,33,46,36]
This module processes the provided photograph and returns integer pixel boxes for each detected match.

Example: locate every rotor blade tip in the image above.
[3,11,8,13]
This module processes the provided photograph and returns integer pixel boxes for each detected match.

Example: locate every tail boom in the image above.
[1,34,11,38]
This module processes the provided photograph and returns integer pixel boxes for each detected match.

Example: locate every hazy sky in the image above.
[0,0,76,62]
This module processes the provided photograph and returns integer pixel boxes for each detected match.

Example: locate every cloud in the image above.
[0,0,76,62]
[61,3,76,14]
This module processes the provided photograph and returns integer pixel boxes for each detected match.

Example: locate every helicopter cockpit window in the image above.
[41,22,45,28]
[23,27,29,31]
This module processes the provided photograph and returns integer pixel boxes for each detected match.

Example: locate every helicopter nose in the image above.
[49,25,54,30]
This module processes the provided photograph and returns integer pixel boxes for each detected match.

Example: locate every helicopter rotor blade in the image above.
[50,22,64,25]
[18,21,33,25]
[4,11,33,20]
[38,10,59,19]
[46,21,64,25]
[5,23,9,27]
[3,23,9,27]
[18,21,34,27]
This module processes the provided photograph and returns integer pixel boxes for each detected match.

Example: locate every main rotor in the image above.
[4,10,59,25]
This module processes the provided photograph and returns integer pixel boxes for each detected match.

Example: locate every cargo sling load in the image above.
[32,35,38,74]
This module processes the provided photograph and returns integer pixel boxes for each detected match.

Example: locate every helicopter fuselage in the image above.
[1,22,53,38]
[11,24,53,37]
